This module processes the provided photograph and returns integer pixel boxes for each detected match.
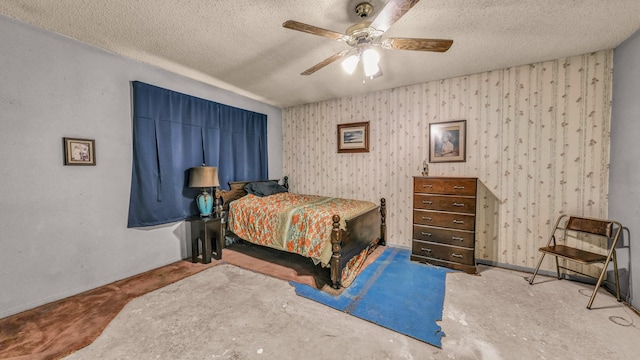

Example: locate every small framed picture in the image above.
[337,121,369,153]
[429,120,466,163]
[63,137,96,166]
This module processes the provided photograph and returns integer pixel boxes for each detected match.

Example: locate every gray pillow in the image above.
[244,181,288,197]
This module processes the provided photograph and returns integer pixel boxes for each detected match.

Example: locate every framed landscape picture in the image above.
[337,121,369,153]
[63,137,96,165]
[429,120,466,163]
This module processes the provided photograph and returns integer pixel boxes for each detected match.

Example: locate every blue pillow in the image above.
[244,181,288,197]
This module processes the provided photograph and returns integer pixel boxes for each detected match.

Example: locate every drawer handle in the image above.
[422,200,433,205]
[452,202,465,207]
[422,184,433,188]
[451,253,463,259]
[453,186,465,190]
[421,232,432,237]
[452,236,464,241]
[453,220,464,224]
[421,248,432,253]
[422,216,432,221]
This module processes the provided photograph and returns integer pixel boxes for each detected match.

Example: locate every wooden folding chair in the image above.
[528,214,622,309]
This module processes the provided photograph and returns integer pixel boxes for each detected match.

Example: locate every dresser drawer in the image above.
[414,178,477,196]
[412,225,475,248]
[413,210,475,231]
[410,254,477,274]
[412,240,475,266]
[413,194,476,214]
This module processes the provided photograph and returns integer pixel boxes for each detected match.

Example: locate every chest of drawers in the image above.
[411,176,478,274]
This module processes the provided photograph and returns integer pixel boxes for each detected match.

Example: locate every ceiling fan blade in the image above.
[370,0,421,33]
[283,20,344,41]
[384,38,453,52]
[301,50,350,75]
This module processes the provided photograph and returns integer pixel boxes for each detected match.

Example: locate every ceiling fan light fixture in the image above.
[364,62,381,78]
[362,47,380,64]
[341,54,359,74]
[362,48,381,77]
[368,66,383,79]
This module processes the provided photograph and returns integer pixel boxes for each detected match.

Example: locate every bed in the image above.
[220,177,386,289]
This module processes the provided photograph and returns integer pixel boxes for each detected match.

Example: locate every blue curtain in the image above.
[127,81,268,227]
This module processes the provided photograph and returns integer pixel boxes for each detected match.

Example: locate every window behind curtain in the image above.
[127,81,268,228]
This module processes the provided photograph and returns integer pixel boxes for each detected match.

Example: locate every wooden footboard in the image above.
[329,197,387,289]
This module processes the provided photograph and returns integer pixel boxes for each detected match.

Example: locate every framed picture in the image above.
[337,121,369,153]
[63,137,96,166]
[429,120,466,163]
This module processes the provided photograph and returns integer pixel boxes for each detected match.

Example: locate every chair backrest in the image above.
[566,216,614,238]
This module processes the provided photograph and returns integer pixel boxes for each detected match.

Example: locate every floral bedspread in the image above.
[227,192,377,267]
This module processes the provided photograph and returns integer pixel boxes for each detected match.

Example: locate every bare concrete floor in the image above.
[65,263,640,360]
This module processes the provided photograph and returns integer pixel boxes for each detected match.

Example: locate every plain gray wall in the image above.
[610,29,640,310]
[0,14,282,318]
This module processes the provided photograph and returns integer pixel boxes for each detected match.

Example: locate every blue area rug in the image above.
[291,247,451,348]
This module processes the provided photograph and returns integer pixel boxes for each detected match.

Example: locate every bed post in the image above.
[380,198,386,246]
[330,215,342,289]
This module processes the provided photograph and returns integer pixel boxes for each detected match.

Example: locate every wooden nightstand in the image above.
[187,215,225,264]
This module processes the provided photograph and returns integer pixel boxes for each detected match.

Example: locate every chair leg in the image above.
[554,256,561,279]
[528,252,546,284]
[612,250,621,302]
[587,273,605,309]
[587,253,617,309]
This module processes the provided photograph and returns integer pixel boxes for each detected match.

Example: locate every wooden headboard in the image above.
[218,177,288,211]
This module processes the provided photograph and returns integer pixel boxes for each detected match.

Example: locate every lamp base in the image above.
[196,190,214,217]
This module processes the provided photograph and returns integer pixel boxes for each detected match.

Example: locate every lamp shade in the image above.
[188,166,220,188]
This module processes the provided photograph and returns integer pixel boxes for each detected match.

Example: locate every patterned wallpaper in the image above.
[282,50,612,271]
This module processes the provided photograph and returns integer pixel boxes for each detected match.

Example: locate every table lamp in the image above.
[188,165,220,217]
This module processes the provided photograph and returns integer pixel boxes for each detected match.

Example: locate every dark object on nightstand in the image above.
[187,215,225,263]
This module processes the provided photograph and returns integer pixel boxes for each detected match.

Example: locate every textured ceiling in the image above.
[1,0,639,108]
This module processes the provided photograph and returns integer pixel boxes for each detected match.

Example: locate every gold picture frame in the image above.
[429,120,466,163]
[337,121,370,153]
[63,137,96,166]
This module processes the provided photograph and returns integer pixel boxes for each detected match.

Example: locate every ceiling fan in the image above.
[282,0,453,78]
